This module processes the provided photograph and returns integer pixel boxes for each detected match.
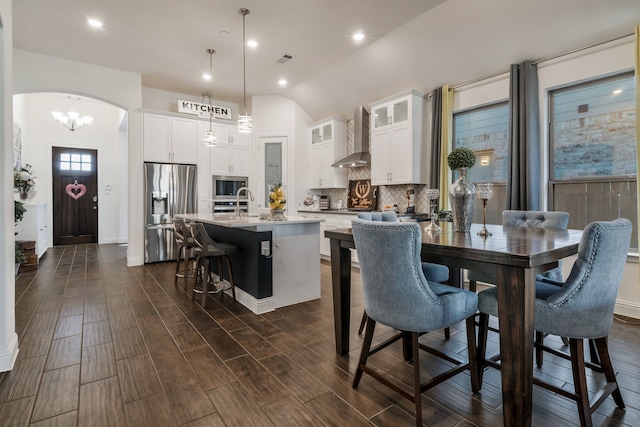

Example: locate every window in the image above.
[60,152,92,171]
[453,102,509,224]
[549,72,637,251]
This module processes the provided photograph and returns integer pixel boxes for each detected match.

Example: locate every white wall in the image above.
[252,95,312,215]
[14,93,126,245]
[453,36,640,319]
[142,86,237,118]
[13,49,144,265]
[1,0,19,372]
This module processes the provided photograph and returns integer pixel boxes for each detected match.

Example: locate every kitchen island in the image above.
[177,213,324,314]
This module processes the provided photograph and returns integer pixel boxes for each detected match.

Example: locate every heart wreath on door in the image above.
[65,180,87,200]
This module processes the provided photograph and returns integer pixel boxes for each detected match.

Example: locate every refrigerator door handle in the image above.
[145,224,174,231]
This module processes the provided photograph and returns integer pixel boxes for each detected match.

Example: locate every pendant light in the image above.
[51,97,93,131]
[201,48,217,146]
[237,8,252,133]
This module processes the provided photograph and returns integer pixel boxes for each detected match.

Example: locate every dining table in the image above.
[325,221,583,427]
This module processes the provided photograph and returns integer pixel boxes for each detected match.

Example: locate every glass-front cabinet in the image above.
[372,97,410,130]
[308,118,347,189]
[311,122,334,144]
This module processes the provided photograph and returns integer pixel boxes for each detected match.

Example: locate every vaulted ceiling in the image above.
[13,0,640,120]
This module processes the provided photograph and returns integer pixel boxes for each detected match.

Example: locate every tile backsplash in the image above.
[313,119,436,214]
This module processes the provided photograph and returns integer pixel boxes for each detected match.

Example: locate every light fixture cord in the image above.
[209,50,213,127]
[242,10,247,112]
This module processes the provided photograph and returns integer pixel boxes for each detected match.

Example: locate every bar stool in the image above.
[190,222,239,308]
[173,219,196,290]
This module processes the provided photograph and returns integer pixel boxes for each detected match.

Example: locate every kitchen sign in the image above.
[177,100,233,120]
[348,179,378,210]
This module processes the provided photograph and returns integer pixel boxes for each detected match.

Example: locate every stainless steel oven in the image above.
[212,200,248,214]
[212,175,249,214]
[212,175,248,199]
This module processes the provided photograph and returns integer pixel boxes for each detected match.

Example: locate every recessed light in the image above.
[203,73,212,81]
[278,79,287,87]
[353,32,364,43]
[88,18,103,28]
[247,40,258,48]
[612,89,623,94]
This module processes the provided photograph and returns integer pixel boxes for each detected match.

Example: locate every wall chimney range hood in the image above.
[332,106,370,168]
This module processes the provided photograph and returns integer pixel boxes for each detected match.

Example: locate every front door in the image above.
[52,147,99,245]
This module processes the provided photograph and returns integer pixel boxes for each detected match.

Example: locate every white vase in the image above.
[449,167,476,232]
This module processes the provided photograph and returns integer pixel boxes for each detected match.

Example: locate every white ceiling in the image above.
[13,0,640,121]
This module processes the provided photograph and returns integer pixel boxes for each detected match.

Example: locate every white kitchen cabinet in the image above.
[143,113,197,164]
[307,213,357,263]
[15,202,48,259]
[369,90,429,185]
[203,121,251,176]
[309,118,347,189]
[196,135,211,197]
[197,196,211,214]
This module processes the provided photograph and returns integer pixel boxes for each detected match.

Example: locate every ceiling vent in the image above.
[277,54,293,64]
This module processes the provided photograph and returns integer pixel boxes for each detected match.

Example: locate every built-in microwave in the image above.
[212,175,249,200]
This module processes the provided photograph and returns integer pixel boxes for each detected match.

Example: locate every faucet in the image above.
[236,187,254,217]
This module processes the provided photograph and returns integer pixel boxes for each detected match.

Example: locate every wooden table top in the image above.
[325,222,583,269]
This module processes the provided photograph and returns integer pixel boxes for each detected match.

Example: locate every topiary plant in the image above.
[447,147,476,170]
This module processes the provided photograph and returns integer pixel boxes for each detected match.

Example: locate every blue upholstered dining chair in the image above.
[351,218,479,427]
[467,210,570,290]
[355,211,450,335]
[468,210,573,362]
[477,218,632,427]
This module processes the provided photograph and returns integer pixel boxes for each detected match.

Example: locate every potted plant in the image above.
[15,200,26,275]
[447,147,477,232]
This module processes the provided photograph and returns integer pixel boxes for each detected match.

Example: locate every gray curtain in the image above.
[430,87,443,189]
[507,60,540,210]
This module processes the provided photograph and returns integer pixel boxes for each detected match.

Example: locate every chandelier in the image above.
[201,48,217,146]
[51,106,93,131]
[238,8,252,133]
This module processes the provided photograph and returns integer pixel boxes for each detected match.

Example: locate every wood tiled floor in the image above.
[2,244,640,426]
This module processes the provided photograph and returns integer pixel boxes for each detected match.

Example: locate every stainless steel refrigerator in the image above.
[144,163,197,263]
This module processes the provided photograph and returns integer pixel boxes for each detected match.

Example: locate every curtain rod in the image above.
[451,32,634,90]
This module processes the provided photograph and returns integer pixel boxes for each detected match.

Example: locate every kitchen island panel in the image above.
[203,224,273,300]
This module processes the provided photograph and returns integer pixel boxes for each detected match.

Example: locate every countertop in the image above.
[177,213,324,232]
[298,209,430,221]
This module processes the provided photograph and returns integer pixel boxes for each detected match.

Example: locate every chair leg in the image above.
[569,338,592,427]
[588,339,601,366]
[224,255,236,303]
[411,331,422,427]
[476,312,489,389]
[469,279,477,292]
[358,311,368,335]
[183,247,190,290]
[535,331,545,368]
[444,327,451,340]
[353,318,376,388]
[594,337,625,409]
[202,257,211,308]
[174,245,183,286]
[192,255,201,301]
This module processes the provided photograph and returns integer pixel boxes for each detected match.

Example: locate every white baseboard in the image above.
[127,255,144,267]
[233,287,276,314]
[0,333,19,373]
[615,299,640,320]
